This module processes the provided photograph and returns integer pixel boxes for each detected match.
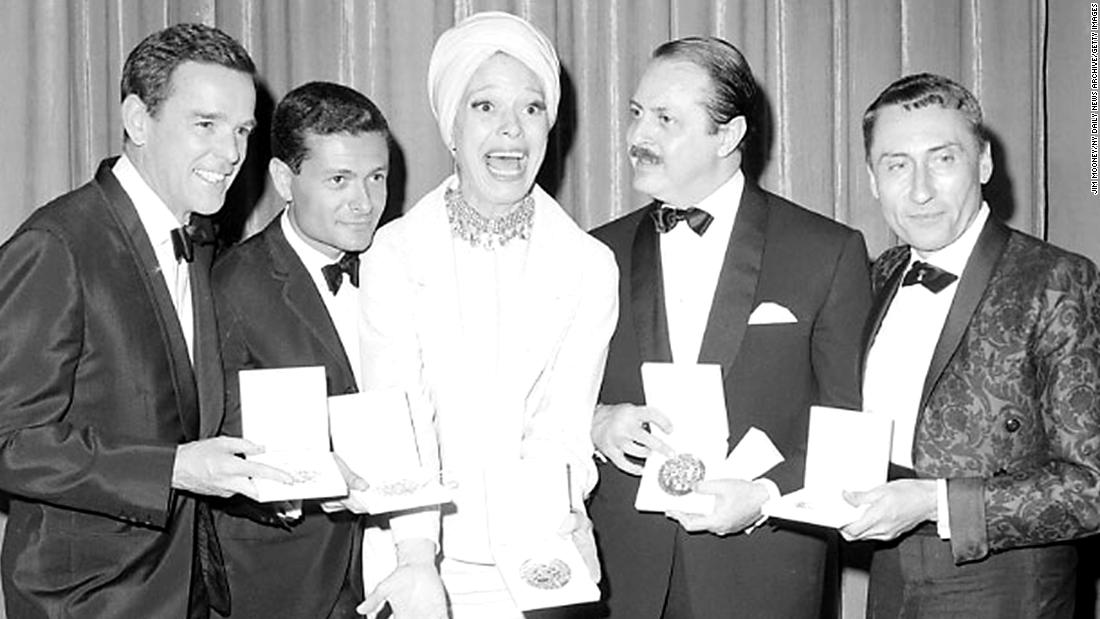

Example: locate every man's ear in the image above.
[716,115,748,158]
[121,94,149,147]
[269,158,295,204]
[866,164,880,200]
[978,141,993,185]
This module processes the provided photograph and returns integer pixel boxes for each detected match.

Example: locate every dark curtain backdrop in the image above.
[1,1,1098,618]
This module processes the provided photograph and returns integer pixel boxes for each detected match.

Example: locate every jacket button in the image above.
[1004,418,1021,432]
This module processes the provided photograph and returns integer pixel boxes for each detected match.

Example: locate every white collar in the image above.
[687,169,744,227]
[909,203,990,275]
[279,209,345,277]
[113,154,182,248]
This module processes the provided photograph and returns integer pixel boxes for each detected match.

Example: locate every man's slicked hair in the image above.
[652,36,758,136]
[862,72,987,160]
[121,23,255,119]
[271,81,391,174]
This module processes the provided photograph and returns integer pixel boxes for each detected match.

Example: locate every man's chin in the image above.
[631,178,664,199]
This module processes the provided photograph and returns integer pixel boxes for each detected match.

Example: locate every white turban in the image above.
[427,11,561,148]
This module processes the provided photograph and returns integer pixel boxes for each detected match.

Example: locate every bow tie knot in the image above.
[902,261,957,293]
[321,252,361,294]
[652,206,714,235]
[170,217,216,263]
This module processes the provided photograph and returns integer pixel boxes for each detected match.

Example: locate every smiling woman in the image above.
[357,11,619,619]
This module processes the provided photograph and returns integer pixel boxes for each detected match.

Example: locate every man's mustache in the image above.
[629,144,661,165]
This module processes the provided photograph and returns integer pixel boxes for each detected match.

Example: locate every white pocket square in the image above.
[747,301,798,325]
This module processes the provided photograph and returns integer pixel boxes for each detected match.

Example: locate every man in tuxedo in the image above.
[0,23,296,618]
[212,81,445,619]
[588,36,872,618]
[842,73,1100,618]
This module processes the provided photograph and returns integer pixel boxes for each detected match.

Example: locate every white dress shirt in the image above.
[660,171,743,363]
[863,204,990,537]
[280,211,362,386]
[657,171,779,513]
[113,155,194,361]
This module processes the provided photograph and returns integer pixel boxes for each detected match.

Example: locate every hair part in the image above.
[862,72,987,160]
[652,36,757,137]
[271,81,390,173]
[121,23,255,121]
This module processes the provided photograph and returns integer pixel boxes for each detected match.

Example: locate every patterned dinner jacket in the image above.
[867,216,1100,564]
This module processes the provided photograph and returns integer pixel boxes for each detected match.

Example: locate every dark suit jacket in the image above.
[588,183,872,618]
[868,217,1100,565]
[0,159,223,618]
[212,216,363,619]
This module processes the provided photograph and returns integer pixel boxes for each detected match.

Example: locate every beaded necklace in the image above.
[445,187,534,250]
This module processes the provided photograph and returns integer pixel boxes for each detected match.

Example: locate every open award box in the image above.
[486,459,600,611]
[762,406,893,528]
[328,388,452,514]
[239,366,347,501]
[634,363,784,514]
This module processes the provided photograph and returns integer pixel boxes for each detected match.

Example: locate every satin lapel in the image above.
[93,160,200,438]
[697,184,768,376]
[864,256,908,362]
[919,218,1011,410]
[190,240,224,437]
[266,225,356,386]
[630,202,673,363]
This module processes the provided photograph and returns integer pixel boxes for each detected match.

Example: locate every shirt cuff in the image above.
[936,478,951,539]
[744,478,780,535]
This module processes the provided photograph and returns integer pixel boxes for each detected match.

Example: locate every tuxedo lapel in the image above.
[93,160,200,438]
[630,202,673,364]
[265,225,356,386]
[865,255,909,359]
[698,184,768,375]
[190,240,224,437]
[919,218,1010,410]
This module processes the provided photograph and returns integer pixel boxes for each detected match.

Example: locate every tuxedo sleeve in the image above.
[947,255,1100,562]
[521,241,618,501]
[0,229,175,527]
[811,230,871,410]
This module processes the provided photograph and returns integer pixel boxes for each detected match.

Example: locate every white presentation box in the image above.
[239,366,347,502]
[762,406,893,528]
[329,389,451,514]
[486,459,600,611]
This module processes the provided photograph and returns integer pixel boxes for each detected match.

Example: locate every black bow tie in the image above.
[902,261,958,293]
[652,206,714,235]
[321,252,361,294]
[170,217,216,263]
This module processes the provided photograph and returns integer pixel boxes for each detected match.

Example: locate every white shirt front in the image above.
[660,171,743,363]
[280,211,362,387]
[113,155,194,361]
[863,204,989,469]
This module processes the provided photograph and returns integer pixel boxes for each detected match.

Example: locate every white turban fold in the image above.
[427,11,561,148]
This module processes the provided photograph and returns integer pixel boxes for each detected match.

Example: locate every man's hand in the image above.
[666,479,769,536]
[172,436,297,501]
[357,538,446,618]
[840,479,938,542]
[321,454,371,513]
[592,403,674,475]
